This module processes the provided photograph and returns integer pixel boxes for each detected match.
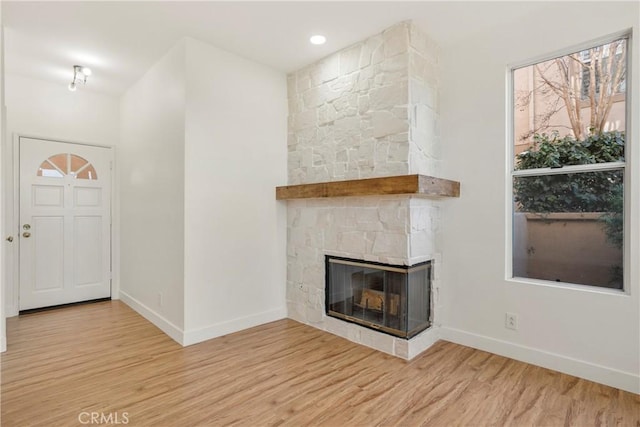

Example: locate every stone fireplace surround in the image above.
[283,21,457,359]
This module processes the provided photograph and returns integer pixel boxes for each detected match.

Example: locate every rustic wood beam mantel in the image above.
[276,174,460,200]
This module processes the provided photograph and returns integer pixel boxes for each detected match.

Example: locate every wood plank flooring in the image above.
[1,301,638,426]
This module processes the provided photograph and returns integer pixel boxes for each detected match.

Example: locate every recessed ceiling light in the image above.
[310,35,326,45]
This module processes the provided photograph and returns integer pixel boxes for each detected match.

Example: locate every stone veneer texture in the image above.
[285,21,443,358]
[287,21,440,185]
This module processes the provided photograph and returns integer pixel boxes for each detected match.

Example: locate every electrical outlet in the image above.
[505,312,518,330]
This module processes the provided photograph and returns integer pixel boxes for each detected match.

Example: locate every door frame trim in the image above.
[7,133,118,316]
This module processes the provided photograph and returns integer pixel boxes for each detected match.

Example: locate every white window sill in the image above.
[507,276,629,296]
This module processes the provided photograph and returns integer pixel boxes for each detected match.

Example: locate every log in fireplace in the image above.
[325,256,432,339]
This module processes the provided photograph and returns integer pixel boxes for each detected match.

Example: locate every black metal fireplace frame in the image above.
[325,255,432,339]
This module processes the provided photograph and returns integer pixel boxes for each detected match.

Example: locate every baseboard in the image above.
[183,306,287,346]
[408,325,441,359]
[0,335,6,353]
[441,327,640,395]
[119,291,185,345]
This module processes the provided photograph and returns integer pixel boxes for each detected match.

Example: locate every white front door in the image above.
[19,137,112,310]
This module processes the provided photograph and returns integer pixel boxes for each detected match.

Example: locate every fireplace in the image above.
[325,256,432,339]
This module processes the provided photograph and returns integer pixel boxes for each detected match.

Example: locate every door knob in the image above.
[5,236,13,242]
[23,224,31,230]
[22,232,31,238]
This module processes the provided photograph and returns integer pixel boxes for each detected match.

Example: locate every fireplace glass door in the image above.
[325,257,431,339]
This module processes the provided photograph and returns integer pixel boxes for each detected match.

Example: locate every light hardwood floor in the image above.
[1,301,638,426]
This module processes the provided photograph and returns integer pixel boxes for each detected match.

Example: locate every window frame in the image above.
[506,30,632,293]
[37,153,98,180]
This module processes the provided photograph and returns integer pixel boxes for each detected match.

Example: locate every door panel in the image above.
[33,185,64,206]
[74,187,101,207]
[74,216,102,286]
[33,216,64,291]
[19,137,112,310]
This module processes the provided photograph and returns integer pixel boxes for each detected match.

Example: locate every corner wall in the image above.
[182,38,287,344]
[119,37,288,345]
[439,1,639,393]
[119,40,186,340]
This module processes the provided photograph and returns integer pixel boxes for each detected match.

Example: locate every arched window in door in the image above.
[37,153,98,180]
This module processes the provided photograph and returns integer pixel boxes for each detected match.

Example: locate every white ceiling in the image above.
[3,1,547,96]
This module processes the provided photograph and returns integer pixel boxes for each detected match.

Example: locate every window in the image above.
[511,36,628,290]
[37,153,97,180]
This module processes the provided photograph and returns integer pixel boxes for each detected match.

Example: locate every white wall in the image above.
[5,74,119,146]
[439,2,639,393]
[0,6,6,352]
[118,37,287,346]
[3,74,120,317]
[182,38,287,343]
[119,40,186,338]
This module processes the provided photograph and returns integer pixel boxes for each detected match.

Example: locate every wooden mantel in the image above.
[276,174,460,200]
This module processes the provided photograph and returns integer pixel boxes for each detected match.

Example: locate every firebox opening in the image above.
[325,256,432,339]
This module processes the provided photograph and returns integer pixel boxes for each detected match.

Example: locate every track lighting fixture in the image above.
[68,65,91,91]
